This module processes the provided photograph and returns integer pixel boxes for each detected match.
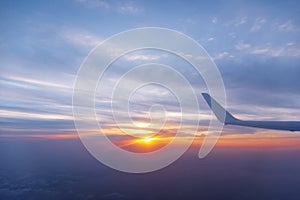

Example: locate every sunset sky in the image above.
[1,0,300,143]
[1,0,300,199]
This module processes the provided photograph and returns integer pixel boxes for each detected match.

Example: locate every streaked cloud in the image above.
[3,76,71,89]
[0,110,73,121]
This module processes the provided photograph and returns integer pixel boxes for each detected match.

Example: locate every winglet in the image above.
[202,93,238,124]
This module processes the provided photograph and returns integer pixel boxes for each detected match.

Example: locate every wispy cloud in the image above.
[61,29,102,47]
[213,51,234,60]
[0,110,73,120]
[276,20,300,32]
[74,0,142,15]
[224,16,248,27]
[235,17,247,26]
[124,54,167,61]
[3,76,71,89]
[235,41,251,50]
[250,44,300,57]
[251,18,267,31]
[211,17,218,24]
[117,3,143,14]
[74,0,110,9]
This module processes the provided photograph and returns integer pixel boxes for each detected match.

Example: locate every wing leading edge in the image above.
[202,93,300,132]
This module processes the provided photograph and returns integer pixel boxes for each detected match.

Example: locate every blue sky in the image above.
[1,0,300,138]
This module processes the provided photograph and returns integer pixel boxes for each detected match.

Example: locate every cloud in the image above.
[228,32,237,39]
[251,47,274,55]
[117,4,142,14]
[220,55,300,114]
[276,20,300,32]
[0,110,73,121]
[74,0,110,9]
[235,17,247,26]
[224,17,248,27]
[214,52,234,60]
[74,0,142,15]
[178,18,197,25]
[250,44,300,57]
[124,54,167,61]
[251,18,267,31]
[207,37,214,42]
[0,74,74,129]
[61,29,102,47]
[235,41,251,50]
[3,76,71,89]
[212,17,218,24]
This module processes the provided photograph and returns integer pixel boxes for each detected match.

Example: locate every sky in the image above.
[1,0,300,141]
[0,0,300,199]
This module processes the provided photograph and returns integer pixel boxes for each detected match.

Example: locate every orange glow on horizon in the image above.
[138,137,156,143]
[1,128,300,150]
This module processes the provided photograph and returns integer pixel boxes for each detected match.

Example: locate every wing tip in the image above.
[202,92,237,124]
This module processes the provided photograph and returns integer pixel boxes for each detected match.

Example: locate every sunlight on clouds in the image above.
[137,137,156,143]
[0,110,73,120]
[134,122,150,128]
[122,128,154,136]
[215,132,300,148]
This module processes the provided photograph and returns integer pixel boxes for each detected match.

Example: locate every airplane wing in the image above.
[202,93,300,132]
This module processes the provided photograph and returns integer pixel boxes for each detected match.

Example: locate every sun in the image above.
[140,137,156,143]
